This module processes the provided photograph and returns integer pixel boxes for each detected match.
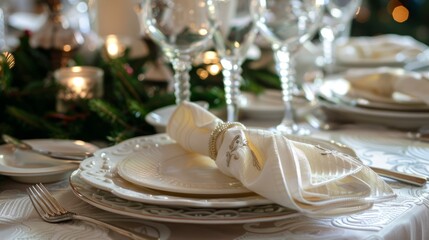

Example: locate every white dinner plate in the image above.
[78,133,359,209]
[145,101,209,133]
[336,34,428,67]
[79,134,271,208]
[70,170,299,224]
[117,143,250,195]
[75,168,270,208]
[0,139,98,183]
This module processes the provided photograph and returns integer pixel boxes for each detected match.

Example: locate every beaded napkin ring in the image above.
[209,122,246,160]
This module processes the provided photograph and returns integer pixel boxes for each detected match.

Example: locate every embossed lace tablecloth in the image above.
[1,125,428,240]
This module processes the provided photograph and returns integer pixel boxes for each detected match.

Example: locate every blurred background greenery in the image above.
[0,0,428,143]
[352,0,429,45]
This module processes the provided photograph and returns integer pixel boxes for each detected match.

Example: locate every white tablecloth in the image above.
[1,124,428,240]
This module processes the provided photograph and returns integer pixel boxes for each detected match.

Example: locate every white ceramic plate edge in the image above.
[117,143,250,195]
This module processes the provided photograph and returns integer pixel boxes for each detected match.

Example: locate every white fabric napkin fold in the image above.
[337,34,426,61]
[167,101,396,216]
[344,67,429,105]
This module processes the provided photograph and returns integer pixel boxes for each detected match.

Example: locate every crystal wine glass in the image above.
[136,0,214,104]
[251,0,323,135]
[319,0,362,74]
[207,0,258,122]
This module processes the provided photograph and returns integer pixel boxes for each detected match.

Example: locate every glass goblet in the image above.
[319,0,362,74]
[136,0,214,104]
[251,0,323,135]
[207,0,258,122]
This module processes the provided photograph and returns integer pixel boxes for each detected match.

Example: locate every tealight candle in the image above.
[54,66,104,112]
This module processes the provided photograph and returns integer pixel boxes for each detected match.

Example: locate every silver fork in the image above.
[27,183,158,240]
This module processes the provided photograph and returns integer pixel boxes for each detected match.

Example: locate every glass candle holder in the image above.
[54,66,103,112]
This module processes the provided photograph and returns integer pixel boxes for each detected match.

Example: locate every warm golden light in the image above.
[392,5,409,23]
[197,68,209,80]
[198,28,208,36]
[63,45,72,52]
[70,77,87,94]
[107,44,120,57]
[105,35,126,58]
[74,140,86,146]
[207,63,221,75]
[54,66,104,112]
[1,52,15,69]
[71,67,82,73]
[203,51,219,64]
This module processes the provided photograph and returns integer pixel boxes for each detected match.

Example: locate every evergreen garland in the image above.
[0,32,280,144]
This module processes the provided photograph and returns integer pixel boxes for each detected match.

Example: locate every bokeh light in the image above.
[392,5,409,23]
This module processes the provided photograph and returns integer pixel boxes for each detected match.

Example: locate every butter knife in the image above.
[2,134,93,162]
[329,140,428,187]
[370,166,428,187]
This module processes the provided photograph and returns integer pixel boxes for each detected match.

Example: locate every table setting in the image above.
[317,67,429,130]
[1,0,429,239]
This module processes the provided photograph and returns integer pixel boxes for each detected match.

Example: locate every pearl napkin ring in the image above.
[209,122,246,160]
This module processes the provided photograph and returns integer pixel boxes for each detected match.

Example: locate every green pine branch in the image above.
[5,106,66,138]
[88,99,130,129]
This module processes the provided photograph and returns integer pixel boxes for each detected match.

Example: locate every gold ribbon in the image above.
[208,121,246,160]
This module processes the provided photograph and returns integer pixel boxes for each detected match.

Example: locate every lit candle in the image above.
[54,66,104,112]
[104,34,127,59]
[67,77,88,98]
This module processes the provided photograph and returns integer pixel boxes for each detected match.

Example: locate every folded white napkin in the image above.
[344,67,429,105]
[167,101,396,216]
[337,34,426,62]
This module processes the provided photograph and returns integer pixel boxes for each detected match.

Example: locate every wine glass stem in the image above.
[171,57,192,104]
[320,26,336,74]
[221,60,242,122]
[274,47,297,128]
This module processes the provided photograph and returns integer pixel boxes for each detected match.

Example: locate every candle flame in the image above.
[105,35,125,58]
[70,77,86,94]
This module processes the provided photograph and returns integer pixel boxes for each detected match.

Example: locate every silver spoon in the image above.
[2,134,93,163]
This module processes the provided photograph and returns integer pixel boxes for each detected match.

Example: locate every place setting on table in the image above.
[316,66,429,130]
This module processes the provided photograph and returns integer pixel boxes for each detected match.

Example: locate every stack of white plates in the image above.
[317,76,429,130]
[72,133,356,224]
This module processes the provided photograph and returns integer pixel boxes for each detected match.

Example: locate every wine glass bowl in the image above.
[319,0,362,73]
[252,0,321,47]
[136,0,214,104]
[207,0,258,122]
[251,0,323,135]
